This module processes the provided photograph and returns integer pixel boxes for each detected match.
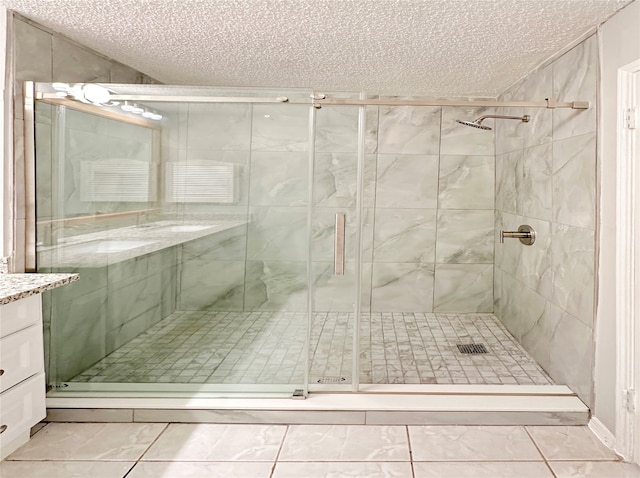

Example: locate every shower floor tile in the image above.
[71,312,553,386]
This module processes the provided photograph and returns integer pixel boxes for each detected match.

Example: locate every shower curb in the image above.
[45,389,589,426]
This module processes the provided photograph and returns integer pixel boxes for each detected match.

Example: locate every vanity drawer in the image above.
[0,372,46,450]
[0,324,44,393]
[0,295,42,338]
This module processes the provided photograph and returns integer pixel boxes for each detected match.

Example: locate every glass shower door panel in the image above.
[35,84,315,396]
[308,104,364,390]
[36,101,160,387]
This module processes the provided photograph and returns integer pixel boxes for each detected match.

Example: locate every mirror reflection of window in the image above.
[166,161,239,203]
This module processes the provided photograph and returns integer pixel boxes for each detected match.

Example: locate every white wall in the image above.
[0,6,7,259]
[594,0,640,434]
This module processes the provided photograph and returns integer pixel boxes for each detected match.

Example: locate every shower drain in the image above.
[456,343,489,354]
[316,377,347,384]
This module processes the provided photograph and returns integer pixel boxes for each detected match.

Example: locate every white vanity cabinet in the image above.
[0,294,46,460]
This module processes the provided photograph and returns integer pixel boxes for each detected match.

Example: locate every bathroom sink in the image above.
[66,240,155,254]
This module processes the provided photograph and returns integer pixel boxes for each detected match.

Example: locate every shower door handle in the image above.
[334,213,345,275]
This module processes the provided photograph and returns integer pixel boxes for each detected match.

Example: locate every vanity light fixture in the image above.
[51,83,119,106]
[141,109,163,121]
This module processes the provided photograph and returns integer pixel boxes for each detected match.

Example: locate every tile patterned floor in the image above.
[3,423,639,477]
[71,311,552,386]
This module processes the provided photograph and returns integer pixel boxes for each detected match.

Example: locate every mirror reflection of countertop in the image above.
[37,218,247,268]
[0,273,79,305]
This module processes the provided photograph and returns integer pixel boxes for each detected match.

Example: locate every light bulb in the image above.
[121,101,135,112]
[130,104,144,114]
[82,84,111,105]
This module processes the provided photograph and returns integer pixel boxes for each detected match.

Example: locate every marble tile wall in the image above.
[176,101,496,313]
[370,105,495,313]
[493,35,598,405]
[43,248,178,382]
[16,15,163,381]
[39,225,185,378]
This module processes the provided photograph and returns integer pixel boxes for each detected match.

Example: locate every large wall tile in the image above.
[247,207,308,261]
[522,65,553,148]
[181,225,248,261]
[436,210,494,264]
[311,207,374,263]
[496,151,522,215]
[493,266,504,317]
[521,143,553,221]
[371,263,434,312]
[512,281,548,342]
[312,262,372,312]
[495,214,525,277]
[373,209,437,263]
[440,106,495,155]
[495,269,522,338]
[552,35,597,140]
[494,33,597,403]
[109,62,144,83]
[378,106,441,154]
[54,289,108,381]
[252,104,309,151]
[549,311,593,405]
[315,106,359,153]
[107,255,150,287]
[179,260,245,311]
[552,133,596,229]
[521,301,563,373]
[313,153,376,207]
[438,155,494,210]
[186,103,251,151]
[551,223,595,326]
[244,261,308,311]
[433,264,493,312]
[249,151,308,206]
[495,211,525,277]
[52,36,111,82]
[495,104,526,155]
[105,305,162,352]
[107,273,163,327]
[160,265,178,317]
[516,217,553,300]
[376,154,439,208]
[365,106,379,154]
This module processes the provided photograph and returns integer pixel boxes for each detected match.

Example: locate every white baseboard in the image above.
[589,416,616,449]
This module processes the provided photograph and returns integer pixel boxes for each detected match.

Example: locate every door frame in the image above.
[615,58,640,463]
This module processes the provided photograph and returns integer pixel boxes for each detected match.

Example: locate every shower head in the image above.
[456,119,492,130]
[456,114,530,131]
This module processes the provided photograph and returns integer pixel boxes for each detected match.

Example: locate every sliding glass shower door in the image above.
[307,102,364,390]
[33,84,367,397]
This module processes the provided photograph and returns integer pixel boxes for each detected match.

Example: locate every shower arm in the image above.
[473,114,530,123]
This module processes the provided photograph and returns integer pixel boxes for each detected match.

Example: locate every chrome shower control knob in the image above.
[500,225,536,246]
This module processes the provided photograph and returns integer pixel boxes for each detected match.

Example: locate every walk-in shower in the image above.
[26,82,591,404]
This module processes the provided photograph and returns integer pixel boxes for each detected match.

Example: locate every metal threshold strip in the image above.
[45,383,578,398]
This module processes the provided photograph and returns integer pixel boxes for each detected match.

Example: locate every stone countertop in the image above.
[0,273,79,305]
[36,218,247,268]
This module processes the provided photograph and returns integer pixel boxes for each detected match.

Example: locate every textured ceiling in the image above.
[0,0,633,97]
